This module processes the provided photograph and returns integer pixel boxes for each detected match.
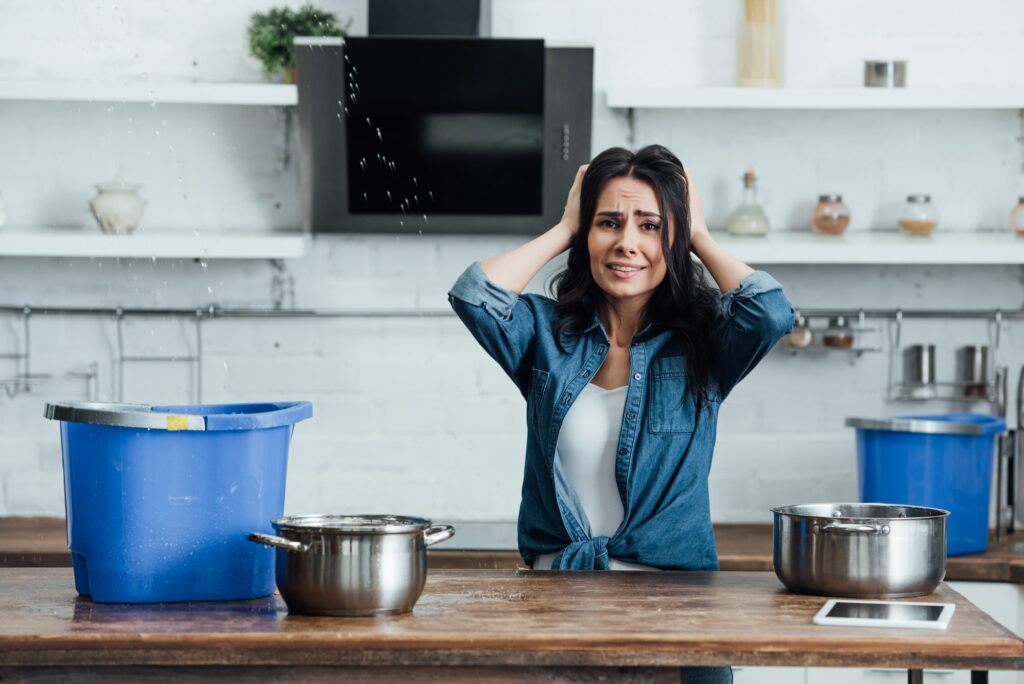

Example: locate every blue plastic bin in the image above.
[848,413,1005,556]
[46,401,312,603]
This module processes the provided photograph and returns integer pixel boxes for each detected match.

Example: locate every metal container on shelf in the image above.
[903,344,937,399]
[956,345,989,398]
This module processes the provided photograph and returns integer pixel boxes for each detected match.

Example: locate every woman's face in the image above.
[587,175,672,307]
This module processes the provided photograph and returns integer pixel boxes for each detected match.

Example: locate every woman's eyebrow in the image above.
[596,210,663,219]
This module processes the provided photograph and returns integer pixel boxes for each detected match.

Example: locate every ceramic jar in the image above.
[811,195,850,235]
[89,182,146,235]
[1010,197,1024,237]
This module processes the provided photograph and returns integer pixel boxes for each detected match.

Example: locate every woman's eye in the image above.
[597,219,618,228]
[642,222,661,231]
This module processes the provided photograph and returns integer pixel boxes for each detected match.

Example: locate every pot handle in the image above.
[248,532,310,553]
[820,522,891,536]
[424,525,455,547]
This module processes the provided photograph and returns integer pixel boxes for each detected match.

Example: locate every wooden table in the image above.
[0,569,1021,682]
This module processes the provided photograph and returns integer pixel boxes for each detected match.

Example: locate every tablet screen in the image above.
[826,601,945,622]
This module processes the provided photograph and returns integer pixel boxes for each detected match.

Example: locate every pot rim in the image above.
[272,514,434,535]
[770,502,950,520]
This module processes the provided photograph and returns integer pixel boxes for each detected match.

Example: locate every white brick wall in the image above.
[0,1,1021,525]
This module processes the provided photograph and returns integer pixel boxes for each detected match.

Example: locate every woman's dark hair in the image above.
[549,145,720,407]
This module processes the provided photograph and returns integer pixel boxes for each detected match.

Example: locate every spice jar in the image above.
[1010,197,1024,237]
[898,194,938,236]
[823,316,854,348]
[811,195,851,235]
[786,315,814,348]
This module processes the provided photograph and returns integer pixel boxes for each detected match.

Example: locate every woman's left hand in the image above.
[683,168,712,251]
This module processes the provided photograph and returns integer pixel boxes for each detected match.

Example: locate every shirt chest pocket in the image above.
[648,356,696,434]
[529,367,551,432]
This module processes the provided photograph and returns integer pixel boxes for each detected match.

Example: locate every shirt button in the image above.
[617,447,627,456]
[598,345,607,353]
[626,411,636,420]
[633,373,642,381]
[582,370,591,378]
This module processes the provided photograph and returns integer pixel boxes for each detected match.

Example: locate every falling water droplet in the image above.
[422,214,429,225]
[428,191,434,201]
[376,127,382,142]
[363,192,368,203]
[366,117,372,127]
[336,113,341,121]
[386,191,392,202]
[413,177,418,187]
[349,93,358,104]
[343,106,349,116]
[352,66,358,76]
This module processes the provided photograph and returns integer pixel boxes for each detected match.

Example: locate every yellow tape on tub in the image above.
[166,415,189,431]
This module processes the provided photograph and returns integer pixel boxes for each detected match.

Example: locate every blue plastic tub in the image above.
[848,413,1005,556]
[46,401,312,603]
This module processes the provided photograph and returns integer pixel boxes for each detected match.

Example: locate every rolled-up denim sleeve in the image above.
[448,262,541,396]
[715,270,795,398]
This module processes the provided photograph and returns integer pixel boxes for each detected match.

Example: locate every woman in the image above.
[448,145,794,682]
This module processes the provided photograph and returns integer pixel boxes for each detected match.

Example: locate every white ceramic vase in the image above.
[89,182,146,235]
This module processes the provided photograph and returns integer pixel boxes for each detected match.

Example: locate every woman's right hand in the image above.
[558,164,588,238]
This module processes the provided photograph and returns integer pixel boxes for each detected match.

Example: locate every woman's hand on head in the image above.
[559,164,588,238]
[683,168,711,249]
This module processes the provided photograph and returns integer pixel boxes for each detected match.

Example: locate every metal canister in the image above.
[864,60,907,87]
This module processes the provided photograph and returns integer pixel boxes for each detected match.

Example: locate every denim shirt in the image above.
[448,262,795,571]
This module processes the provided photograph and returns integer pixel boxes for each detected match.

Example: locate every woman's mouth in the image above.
[607,264,646,279]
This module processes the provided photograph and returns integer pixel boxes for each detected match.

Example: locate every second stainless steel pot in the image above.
[249,514,454,616]
[772,503,948,598]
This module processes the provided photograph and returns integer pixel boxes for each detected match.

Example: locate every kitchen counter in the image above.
[5,518,1024,582]
[0,568,1021,681]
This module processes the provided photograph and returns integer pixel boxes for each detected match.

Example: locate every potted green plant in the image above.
[248,4,351,83]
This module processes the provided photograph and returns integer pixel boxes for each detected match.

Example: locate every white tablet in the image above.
[812,599,956,630]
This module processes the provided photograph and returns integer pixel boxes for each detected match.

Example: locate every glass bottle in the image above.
[898,194,938,236]
[811,194,851,235]
[823,316,854,348]
[737,0,781,87]
[786,315,814,348]
[726,169,770,237]
[1010,197,1024,237]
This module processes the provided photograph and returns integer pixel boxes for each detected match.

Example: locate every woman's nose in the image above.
[615,223,640,253]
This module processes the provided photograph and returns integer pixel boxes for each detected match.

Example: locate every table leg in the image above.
[971,672,989,684]
[907,671,923,684]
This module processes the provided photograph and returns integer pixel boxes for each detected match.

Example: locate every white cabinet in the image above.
[733,666,807,683]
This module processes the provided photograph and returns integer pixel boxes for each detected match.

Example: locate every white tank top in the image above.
[536,382,656,571]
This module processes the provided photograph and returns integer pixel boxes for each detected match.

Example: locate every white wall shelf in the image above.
[0,80,297,106]
[0,230,308,259]
[707,231,1024,265]
[606,86,1024,110]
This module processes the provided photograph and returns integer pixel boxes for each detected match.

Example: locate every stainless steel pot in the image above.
[771,503,948,598]
[249,514,454,616]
